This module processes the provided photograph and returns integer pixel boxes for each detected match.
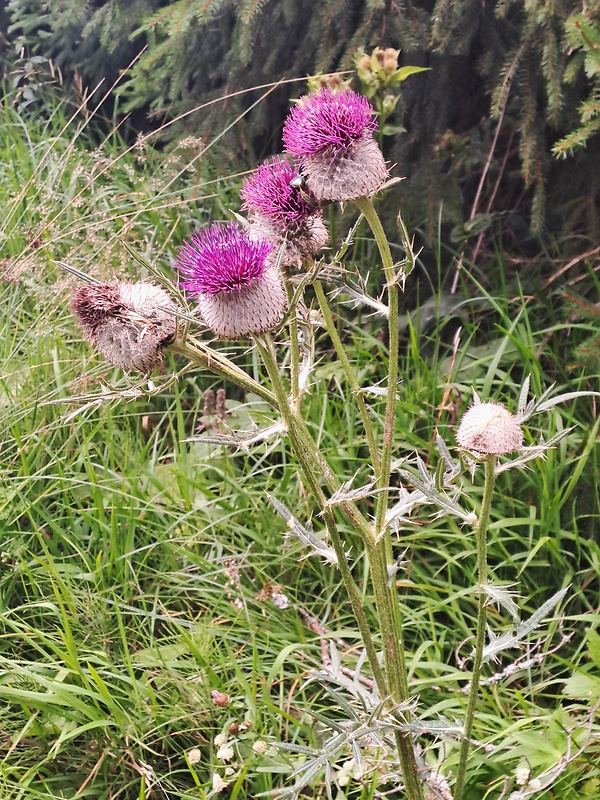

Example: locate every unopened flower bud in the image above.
[216,744,235,762]
[516,767,530,786]
[211,690,231,707]
[456,402,523,455]
[71,281,176,373]
[382,48,400,72]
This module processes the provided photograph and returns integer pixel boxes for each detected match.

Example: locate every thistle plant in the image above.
[65,83,597,800]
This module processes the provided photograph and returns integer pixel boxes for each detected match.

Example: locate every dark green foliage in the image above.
[3,1,599,267]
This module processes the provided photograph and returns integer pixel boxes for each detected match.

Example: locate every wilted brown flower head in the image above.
[211,690,230,708]
[71,281,177,373]
[456,402,524,455]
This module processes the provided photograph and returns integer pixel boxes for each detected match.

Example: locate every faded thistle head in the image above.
[175,221,287,339]
[282,88,388,202]
[241,155,328,266]
[456,402,524,455]
[71,281,177,373]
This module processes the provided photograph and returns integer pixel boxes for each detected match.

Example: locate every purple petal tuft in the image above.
[175,221,274,295]
[283,88,378,156]
[241,156,317,224]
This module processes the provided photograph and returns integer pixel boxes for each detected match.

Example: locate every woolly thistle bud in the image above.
[282,88,388,202]
[71,281,177,373]
[456,402,524,455]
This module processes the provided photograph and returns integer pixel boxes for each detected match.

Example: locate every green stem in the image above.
[353,197,423,800]
[313,279,380,473]
[254,333,387,695]
[170,336,277,407]
[283,268,301,406]
[353,196,398,535]
[454,454,497,800]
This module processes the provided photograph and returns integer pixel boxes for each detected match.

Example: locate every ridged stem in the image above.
[353,197,423,800]
[453,454,497,800]
[254,333,387,695]
[170,336,277,407]
[313,279,380,473]
[283,268,301,406]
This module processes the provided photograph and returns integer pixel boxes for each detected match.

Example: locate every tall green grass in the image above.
[0,85,598,799]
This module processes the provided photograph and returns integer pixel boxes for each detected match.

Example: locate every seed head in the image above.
[282,88,388,201]
[71,281,176,373]
[175,221,287,338]
[456,402,524,455]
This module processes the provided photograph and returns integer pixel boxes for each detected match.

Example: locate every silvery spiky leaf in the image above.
[481,583,521,622]
[436,435,462,484]
[516,376,600,423]
[325,474,378,508]
[482,586,569,663]
[398,457,474,523]
[268,495,340,565]
[385,488,427,530]
[495,428,574,473]
[184,421,285,450]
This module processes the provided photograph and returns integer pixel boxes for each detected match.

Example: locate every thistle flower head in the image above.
[241,156,329,265]
[283,88,377,156]
[241,156,317,225]
[456,402,524,455]
[176,221,273,295]
[175,221,287,339]
[282,88,388,201]
[71,281,176,373]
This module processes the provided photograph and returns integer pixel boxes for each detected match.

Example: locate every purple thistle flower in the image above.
[241,156,315,224]
[282,88,388,202]
[177,221,273,295]
[240,156,329,265]
[283,88,377,155]
[175,221,287,339]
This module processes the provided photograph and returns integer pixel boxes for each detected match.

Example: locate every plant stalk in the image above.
[313,278,380,473]
[254,333,387,695]
[353,197,423,800]
[454,454,497,800]
[282,268,301,406]
[170,336,277,408]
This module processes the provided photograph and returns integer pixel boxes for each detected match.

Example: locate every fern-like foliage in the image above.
[553,9,600,157]
[3,0,599,246]
[562,289,600,372]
